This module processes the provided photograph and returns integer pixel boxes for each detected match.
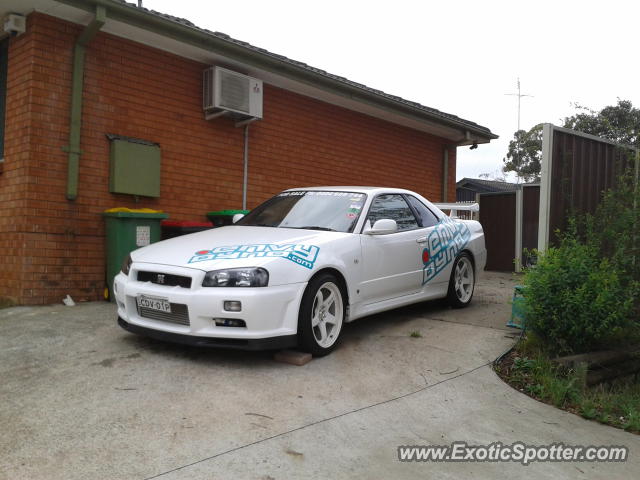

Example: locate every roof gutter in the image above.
[55,0,497,142]
[64,3,105,200]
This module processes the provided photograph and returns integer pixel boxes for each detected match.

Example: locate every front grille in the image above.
[137,271,192,288]
[137,303,190,326]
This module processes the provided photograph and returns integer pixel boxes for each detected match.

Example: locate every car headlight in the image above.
[202,267,269,287]
[121,253,132,276]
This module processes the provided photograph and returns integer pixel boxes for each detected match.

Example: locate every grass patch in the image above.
[495,341,640,434]
[409,331,422,338]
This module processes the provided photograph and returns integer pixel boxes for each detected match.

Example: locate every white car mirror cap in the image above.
[232,213,245,224]
[366,219,398,235]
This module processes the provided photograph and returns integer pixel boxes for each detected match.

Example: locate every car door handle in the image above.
[416,236,428,244]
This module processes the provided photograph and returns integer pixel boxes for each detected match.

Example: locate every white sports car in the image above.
[115,187,486,356]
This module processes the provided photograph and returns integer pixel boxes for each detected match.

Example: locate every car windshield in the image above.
[236,190,367,233]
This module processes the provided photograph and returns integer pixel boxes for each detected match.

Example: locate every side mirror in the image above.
[232,213,245,224]
[364,219,398,235]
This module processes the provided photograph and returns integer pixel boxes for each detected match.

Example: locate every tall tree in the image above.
[502,123,543,182]
[502,100,640,181]
[563,99,640,147]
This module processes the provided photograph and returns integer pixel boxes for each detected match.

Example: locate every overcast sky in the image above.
[145,0,639,181]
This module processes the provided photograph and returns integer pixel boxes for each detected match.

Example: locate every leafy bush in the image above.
[523,166,639,355]
[583,171,640,303]
[524,231,636,355]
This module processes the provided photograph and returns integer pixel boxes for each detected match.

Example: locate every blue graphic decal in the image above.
[422,218,471,284]
[189,244,320,270]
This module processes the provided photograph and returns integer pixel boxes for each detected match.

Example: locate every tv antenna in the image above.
[505,77,533,132]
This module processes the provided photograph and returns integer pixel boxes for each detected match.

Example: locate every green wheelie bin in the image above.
[206,209,249,227]
[103,208,168,301]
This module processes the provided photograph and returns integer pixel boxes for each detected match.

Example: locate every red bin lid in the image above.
[161,220,213,227]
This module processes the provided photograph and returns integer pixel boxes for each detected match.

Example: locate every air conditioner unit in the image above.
[3,13,26,36]
[203,66,263,121]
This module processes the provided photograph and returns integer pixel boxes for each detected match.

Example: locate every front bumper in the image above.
[118,317,297,350]
[113,263,307,349]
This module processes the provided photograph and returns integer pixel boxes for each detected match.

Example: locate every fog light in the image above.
[223,300,242,312]
[214,318,246,328]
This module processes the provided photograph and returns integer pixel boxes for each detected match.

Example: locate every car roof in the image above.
[281,186,447,220]
[283,186,416,195]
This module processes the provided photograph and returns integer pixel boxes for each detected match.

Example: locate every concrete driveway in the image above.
[1,272,638,479]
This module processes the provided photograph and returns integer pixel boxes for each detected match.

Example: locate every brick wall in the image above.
[0,17,36,304]
[1,12,457,305]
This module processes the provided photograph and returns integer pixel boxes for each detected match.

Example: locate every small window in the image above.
[406,195,439,228]
[0,37,8,160]
[367,194,419,232]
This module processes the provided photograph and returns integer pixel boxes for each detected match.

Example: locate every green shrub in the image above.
[584,172,640,291]
[523,166,639,355]
[518,331,546,355]
[524,233,635,355]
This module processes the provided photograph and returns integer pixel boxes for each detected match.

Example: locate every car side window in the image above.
[366,194,419,232]
[406,195,440,228]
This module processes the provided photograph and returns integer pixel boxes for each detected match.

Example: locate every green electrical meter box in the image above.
[103,208,168,301]
[107,134,161,197]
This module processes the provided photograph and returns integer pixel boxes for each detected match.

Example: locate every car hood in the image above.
[131,225,350,274]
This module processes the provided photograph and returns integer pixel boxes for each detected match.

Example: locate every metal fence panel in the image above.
[522,185,540,253]
[539,125,638,250]
[479,192,516,271]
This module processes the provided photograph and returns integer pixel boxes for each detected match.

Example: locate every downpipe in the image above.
[65,5,105,200]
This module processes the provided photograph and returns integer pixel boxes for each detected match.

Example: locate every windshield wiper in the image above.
[292,226,337,232]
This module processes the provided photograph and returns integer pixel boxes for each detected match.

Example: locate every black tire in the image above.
[297,273,346,356]
[446,253,475,308]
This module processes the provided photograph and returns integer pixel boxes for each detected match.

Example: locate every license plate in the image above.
[137,295,171,313]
